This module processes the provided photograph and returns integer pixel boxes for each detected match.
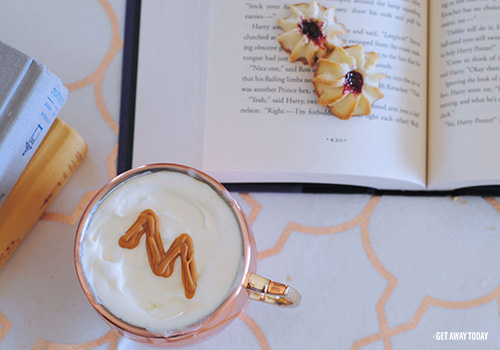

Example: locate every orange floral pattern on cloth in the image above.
[240,194,500,349]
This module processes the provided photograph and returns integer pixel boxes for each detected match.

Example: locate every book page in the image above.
[428,0,500,189]
[133,0,210,169]
[202,0,428,189]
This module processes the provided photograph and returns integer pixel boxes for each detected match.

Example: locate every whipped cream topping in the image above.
[80,170,243,334]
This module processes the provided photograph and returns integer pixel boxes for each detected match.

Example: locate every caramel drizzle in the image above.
[118,209,197,299]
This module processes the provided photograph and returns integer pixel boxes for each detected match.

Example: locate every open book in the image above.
[119,0,500,193]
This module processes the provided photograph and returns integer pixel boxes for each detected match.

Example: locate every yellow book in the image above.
[0,118,87,270]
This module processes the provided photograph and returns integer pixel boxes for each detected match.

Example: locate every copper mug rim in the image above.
[74,163,255,340]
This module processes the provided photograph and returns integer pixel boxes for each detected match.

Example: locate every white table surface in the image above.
[0,1,500,349]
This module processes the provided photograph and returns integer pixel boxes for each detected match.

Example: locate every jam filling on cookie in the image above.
[299,19,326,48]
[344,71,364,95]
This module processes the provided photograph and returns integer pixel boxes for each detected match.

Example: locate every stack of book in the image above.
[0,41,87,270]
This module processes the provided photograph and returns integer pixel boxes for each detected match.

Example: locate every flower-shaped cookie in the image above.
[312,45,386,119]
[277,0,346,67]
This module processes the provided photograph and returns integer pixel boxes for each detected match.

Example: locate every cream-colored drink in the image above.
[80,170,243,334]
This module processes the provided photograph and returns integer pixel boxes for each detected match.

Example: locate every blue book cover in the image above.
[0,41,68,207]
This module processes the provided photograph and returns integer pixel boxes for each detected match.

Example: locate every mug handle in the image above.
[244,273,301,307]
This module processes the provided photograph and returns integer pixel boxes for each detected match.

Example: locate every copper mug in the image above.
[74,163,301,347]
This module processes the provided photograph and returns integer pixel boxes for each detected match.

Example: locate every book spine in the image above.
[0,53,68,208]
[0,118,87,271]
